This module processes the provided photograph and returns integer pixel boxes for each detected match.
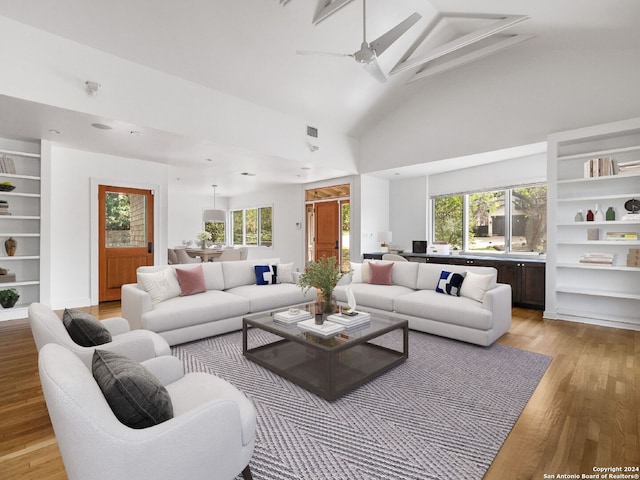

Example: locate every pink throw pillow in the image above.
[175,265,206,296]
[368,262,393,285]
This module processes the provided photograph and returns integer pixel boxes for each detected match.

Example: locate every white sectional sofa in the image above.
[333,260,512,346]
[121,258,317,346]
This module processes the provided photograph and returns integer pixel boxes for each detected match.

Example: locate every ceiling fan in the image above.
[297,0,421,83]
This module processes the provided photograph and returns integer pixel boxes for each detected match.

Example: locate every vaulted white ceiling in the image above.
[0,0,639,195]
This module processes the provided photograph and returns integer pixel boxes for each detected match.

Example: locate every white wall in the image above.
[359,175,390,255]
[389,176,428,252]
[228,184,306,269]
[48,146,168,308]
[360,46,640,173]
[429,152,547,196]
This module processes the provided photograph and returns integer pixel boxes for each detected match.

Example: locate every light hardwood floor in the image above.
[1,305,638,479]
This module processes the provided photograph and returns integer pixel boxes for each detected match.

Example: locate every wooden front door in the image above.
[98,186,154,302]
[314,200,340,262]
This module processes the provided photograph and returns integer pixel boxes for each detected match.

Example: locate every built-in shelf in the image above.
[558,220,640,226]
[0,255,40,261]
[556,145,640,162]
[0,192,41,198]
[557,192,640,203]
[557,172,640,184]
[556,240,640,245]
[547,116,640,330]
[556,286,640,301]
[0,215,41,220]
[0,148,40,158]
[556,263,640,272]
[0,280,40,287]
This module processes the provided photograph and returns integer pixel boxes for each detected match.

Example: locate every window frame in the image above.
[431,182,546,256]
[230,205,273,247]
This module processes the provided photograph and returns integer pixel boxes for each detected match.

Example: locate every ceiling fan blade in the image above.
[296,50,352,58]
[370,12,421,57]
[363,57,387,83]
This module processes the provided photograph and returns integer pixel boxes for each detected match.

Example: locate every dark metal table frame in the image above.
[242,314,408,401]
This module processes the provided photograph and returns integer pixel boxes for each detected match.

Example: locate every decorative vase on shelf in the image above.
[605,207,615,221]
[314,291,337,325]
[4,237,17,256]
[586,209,594,222]
[574,210,584,222]
[594,204,604,222]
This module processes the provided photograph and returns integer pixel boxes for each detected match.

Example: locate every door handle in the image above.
[334,240,339,250]
[148,242,153,254]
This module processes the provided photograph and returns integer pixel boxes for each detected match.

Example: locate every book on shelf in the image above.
[605,231,638,241]
[579,252,614,265]
[583,156,615,178]
[617,159,640,175]
[0,155,16,174]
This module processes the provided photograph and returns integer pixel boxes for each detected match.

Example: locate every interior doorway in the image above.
[305,184,350,271]
[98,185,154,302]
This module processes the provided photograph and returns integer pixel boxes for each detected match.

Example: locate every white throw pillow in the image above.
[277,262,295,283]
[137,268,181,304]
[350,262,362,283]
[460,270,494,302]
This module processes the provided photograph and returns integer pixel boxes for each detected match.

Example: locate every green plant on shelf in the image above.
[0,288,20,308]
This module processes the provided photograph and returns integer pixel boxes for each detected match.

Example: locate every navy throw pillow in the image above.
[255,265,278,285]
[435,270,465,297]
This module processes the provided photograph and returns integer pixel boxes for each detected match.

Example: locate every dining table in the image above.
[184,248,225,262]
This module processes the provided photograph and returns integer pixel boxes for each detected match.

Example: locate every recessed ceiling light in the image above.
[205,158,213,162]
[240,172,256,177]
[394,172,401,176]
[91,123,112,130]
[130,130,142,136]
[48,129,62,135]
[301,167,311,171]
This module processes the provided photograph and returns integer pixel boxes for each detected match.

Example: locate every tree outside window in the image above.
[204,222,225,244]
[433,195,463,248]
[511,186,547,253]
[231,206,273,246]
[468,190,504,251]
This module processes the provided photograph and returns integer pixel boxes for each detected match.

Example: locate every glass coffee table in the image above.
[242,311,408,401]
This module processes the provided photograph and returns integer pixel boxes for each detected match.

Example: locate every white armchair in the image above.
[28,302,171,368]
[38,343,255,480]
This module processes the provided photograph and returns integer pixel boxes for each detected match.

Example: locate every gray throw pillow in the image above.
[92,350,173,429]
[62,308,112,347]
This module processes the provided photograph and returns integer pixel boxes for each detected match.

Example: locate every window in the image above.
[231,206,273,247]
[204,222,225,244]
[432,184,546,254]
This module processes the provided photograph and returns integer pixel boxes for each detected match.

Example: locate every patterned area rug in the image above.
[172,329,551,480]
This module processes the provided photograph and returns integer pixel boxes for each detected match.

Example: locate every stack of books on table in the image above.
[327,311,371,329]
[273,309,311,324]
[579,252,614,265]
[297,318,345,337]
[617,160,640,175]
[605,231,638,241]
[0,200,9,215]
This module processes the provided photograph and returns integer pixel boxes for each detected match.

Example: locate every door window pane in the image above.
[511,185,547,253]
[468,190,505,252]
[433,195,463,249]
[105,192,147,247]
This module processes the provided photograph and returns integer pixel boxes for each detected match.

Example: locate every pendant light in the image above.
[202,184,226,223]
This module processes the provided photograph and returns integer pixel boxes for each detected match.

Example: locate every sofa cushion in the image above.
[334,283,415,311]
[201,262,225,291]
[368,262,393,285]
[393,290,494,330]
[175,265,206,296]
[277,262,294,283]
[460,270,495,302]
[62,309,112,346]
[141,290,250,333]
[137,267,182,304]
[226,283,317,312]
[435,270,465,297]
[416,263,497,291]
[92,349,173,429]
[254,265,278,285]
[221,258,281,289]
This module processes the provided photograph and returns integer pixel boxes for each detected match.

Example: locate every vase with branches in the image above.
[297,256,346,322]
